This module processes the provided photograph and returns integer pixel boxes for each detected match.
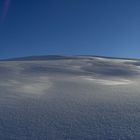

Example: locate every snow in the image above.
[0,56,140,139]
[82,77,132,85]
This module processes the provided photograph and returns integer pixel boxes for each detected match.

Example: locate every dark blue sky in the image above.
[0,0,140,59]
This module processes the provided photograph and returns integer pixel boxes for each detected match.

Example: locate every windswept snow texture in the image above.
[0,56,140,139]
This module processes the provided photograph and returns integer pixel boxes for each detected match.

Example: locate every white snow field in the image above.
[0,55,140,140]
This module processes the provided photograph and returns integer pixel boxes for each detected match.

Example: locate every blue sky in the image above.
[0,0,140,59]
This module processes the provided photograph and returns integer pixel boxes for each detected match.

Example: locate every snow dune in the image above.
[0,56,140,139]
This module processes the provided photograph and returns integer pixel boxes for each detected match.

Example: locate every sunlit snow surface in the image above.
[0,56,140,139]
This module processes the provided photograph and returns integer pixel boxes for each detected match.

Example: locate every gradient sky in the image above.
[0,0,140,59]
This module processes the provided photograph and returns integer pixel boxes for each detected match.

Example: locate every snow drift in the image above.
[0,56,140,139]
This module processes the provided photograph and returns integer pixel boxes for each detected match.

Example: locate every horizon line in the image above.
[1,54,140,61]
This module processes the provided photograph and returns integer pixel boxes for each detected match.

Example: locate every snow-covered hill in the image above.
[0,56,140,139]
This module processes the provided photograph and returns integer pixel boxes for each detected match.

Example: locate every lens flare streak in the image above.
[1,0,11,23]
